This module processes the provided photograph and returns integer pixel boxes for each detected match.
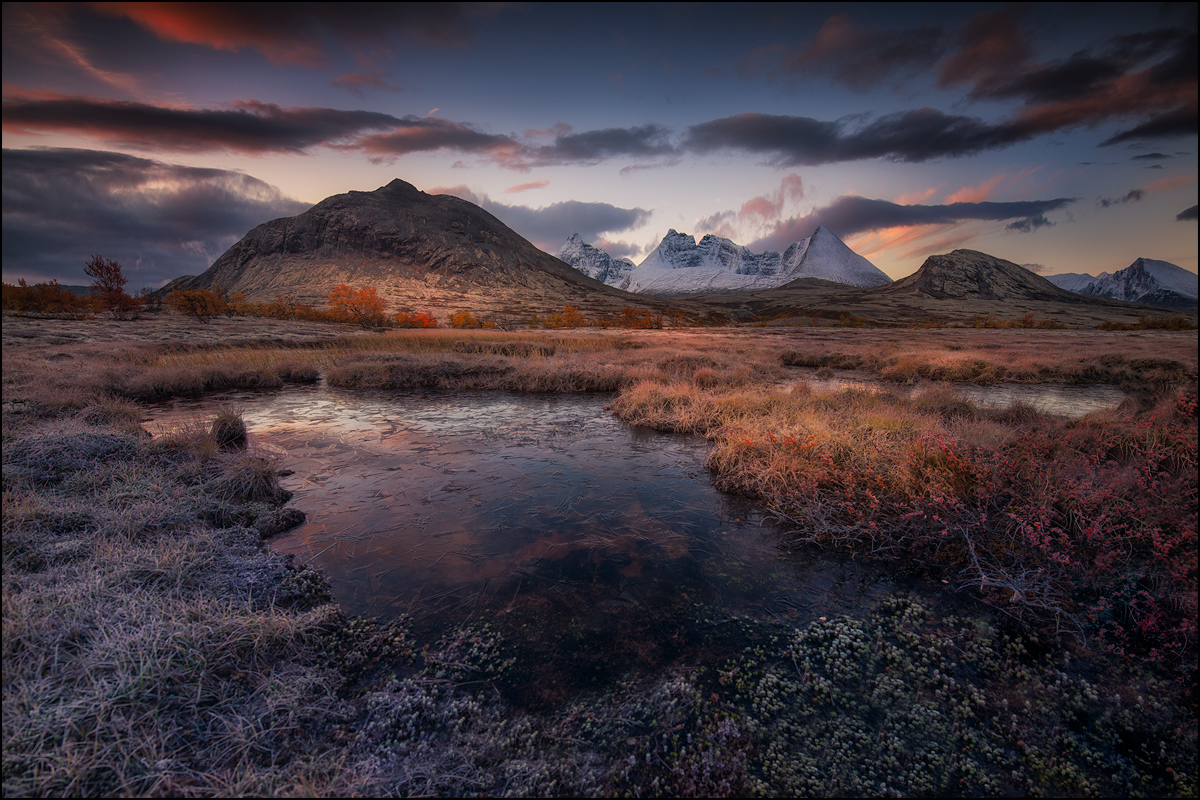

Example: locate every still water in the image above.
[143,385,897,647]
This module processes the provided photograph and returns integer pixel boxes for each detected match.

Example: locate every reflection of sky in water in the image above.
[142,385,901,639]
[790,373,1126,419]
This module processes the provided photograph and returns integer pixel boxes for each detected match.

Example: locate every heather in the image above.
[3,315,1197,796]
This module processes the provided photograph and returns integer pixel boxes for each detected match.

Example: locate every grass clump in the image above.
[1,408,363,797]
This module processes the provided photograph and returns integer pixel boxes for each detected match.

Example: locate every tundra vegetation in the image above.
[2,311,1196,797]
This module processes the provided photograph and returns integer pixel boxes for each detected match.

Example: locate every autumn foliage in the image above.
[328,283,387,327]
[84,255,139,318]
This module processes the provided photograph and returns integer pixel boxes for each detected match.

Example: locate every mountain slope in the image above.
[1083,258,1197,311]
[164,179,667,318]
[880,249,1087,302]
[557,233,635,290]
[778,226,892,288]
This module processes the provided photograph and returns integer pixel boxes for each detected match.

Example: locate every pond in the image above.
[787,372,1127,418]
[143,384,918,677]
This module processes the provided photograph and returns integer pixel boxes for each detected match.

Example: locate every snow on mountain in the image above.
[564,226,889,296]
[1045,272,1099,293]
[557,233,635,290]
[1049,258,1197,311]
[780,226,892,288]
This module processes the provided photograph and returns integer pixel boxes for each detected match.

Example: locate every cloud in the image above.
[1131,152,1172,160]
[1005,214,1055,233]
[503,180,550,194]
[2,93,406,153]
[937,7,1034,90]
[593,238,641,260]
[90,2,475,67]
[1022,262,1050,274]
[945,174,1007,204]
[737,14,945,90]
[1098,189,1144,207]
[1178,205,1198,221]
[523,124,677,167]
[353,116,522,163]
[748,195,1075,252]
[2,147,310,286]
[684,109,1031,166]
[426,184,650,252]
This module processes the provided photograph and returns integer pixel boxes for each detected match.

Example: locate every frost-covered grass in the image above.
[3,319,1197,796]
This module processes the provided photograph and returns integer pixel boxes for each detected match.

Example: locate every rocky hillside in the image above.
[880,250,1088,302]
[163,180,667,319]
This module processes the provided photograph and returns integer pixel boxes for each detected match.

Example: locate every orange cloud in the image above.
[503,180,550,194]
[894,185,941,205]
[1141,173,1197,193]
[946,173,1006,204]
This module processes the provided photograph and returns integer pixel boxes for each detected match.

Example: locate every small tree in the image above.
[84,254,138,318]
[328,283,387,327]
[449,309,482,329]
[167,288,225,322]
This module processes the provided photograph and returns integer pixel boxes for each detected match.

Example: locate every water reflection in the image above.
[789,372,1126,418]
[142,386,901,645]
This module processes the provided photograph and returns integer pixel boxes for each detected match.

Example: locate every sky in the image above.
[2,2,1197,292]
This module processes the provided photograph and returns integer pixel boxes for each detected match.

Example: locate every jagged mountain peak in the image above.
[560,227,887,296]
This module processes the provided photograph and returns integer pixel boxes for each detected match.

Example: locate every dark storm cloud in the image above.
[2,148,310,286]
[428,185,650,252]
[353,117,521,162]
[525,125,677,166]
[2,94,405,153]
[1178,205,1199,221]
[1005,214,1055,233]
[1100,102,1200,146]
[683,110,1027,166]
[749,195,1074,252]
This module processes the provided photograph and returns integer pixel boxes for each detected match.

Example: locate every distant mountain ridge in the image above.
[1047,258,1197,311]
[558,226,891,296]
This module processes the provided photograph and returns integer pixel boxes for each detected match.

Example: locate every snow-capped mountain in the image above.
[559,226,889,296]
[1044,273,1096,294]
[777,225,893,289]
[1047,258,1198,311]
[557,233,635,289]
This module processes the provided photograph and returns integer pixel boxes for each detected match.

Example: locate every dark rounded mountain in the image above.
[880,249,1086,303]
[165,179,652,315]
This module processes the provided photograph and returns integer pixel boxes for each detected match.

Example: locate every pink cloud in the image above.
[503,180,551,194]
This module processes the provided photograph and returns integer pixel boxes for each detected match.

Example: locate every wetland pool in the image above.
[144,384,921,673]
[141,375,1126,684]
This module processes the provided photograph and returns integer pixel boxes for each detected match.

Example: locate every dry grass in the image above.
[3,314,1197,796]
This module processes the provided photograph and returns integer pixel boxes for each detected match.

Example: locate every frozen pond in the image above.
[788,372,1127,418]
[143,386,909,652]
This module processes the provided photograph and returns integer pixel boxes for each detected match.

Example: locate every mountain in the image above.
[777,226,893,288]
[880,249,1089,303]
[1055,258,1197,312]
[557,233,635,290]
[1044,272,1096,294]
[568,226,889,296]
[162,179,668,319]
